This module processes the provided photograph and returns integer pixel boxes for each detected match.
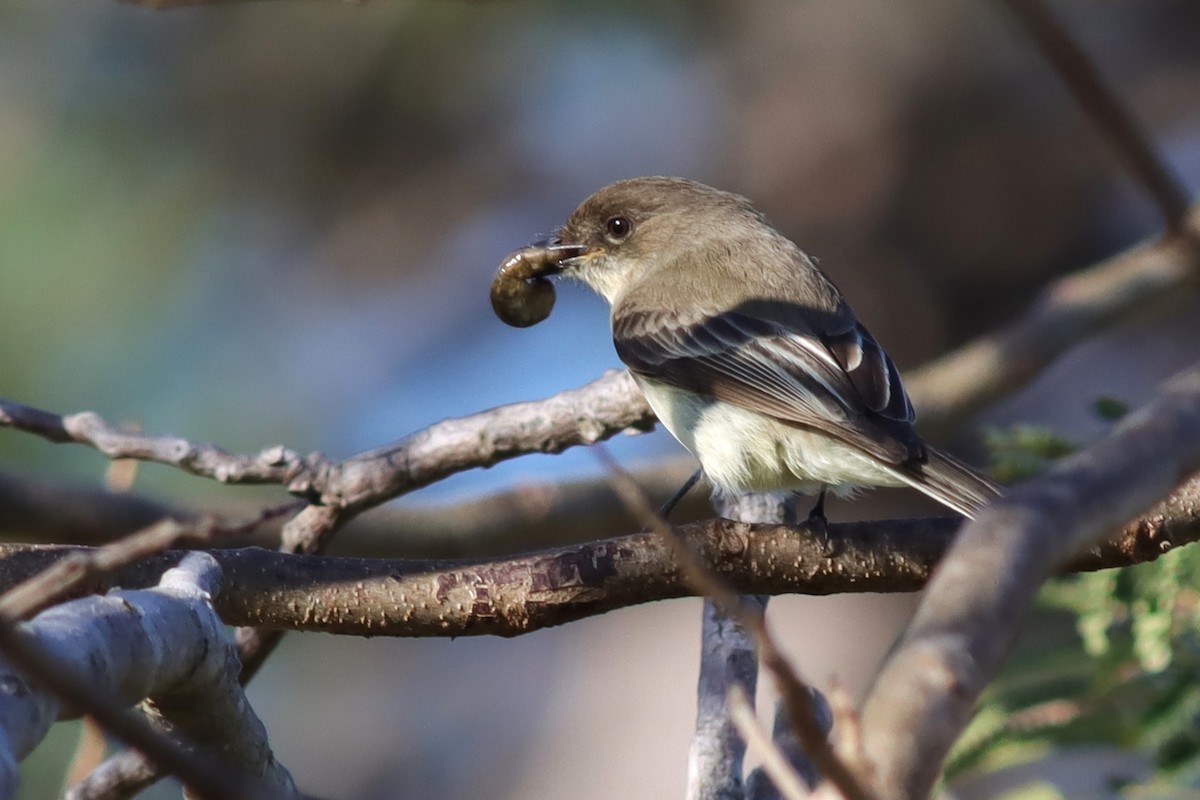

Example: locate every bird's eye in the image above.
[605,216,633,241]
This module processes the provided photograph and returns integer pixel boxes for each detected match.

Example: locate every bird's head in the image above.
[531,176,764,304]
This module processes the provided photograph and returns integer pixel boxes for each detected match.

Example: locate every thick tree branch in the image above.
[687,492,824,800]
[688,597,764,800]
[688,487,794,800]
[0,470,185,547]
[0,554,295,800]
[0,518,936,636]
[0,472,1192,639]
[859,364,1200,800]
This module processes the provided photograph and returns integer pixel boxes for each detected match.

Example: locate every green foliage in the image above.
[984,395,1131,483]
[945,544,1200,793]
[953,406,1198,793]
[984,425,1078,483]
[1095,396,1131,421]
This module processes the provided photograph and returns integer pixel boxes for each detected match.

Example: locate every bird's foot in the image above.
[806,490,839,557]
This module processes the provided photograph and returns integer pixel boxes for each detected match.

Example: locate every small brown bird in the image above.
[517,176,1000,519]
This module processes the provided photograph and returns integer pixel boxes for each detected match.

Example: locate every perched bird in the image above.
[521,176,1000,520]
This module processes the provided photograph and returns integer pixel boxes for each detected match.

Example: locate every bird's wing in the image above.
[612,302,922,465]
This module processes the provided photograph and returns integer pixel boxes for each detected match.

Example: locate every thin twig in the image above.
[0,400,308,485]
[1000,0,1192,231]
[729,686,810,800]
[0,369,655,513]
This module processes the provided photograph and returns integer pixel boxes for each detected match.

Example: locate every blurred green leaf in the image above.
[984,425,1078,483]
[947,543,1200,793]
[1096,396,1131,421]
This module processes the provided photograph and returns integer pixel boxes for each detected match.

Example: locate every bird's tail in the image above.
[889,446,1002,519]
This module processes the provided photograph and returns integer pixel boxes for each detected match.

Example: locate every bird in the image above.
[529,176,1000,521]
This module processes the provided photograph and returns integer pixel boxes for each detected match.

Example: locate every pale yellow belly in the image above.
[635,376,906,495]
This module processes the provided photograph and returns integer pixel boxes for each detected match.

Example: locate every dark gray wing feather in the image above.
[822,324,916,426]
[612,304,925,465]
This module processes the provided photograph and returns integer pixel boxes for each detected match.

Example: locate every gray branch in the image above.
[859,363,1200,799]
[0,460,711,559]
[0,369,654,516]
[0,554,294,799]
[686,492,807,800]
[687,596,766,800]
[907,208,1200,438]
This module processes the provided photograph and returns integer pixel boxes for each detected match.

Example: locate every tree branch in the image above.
[597,454,873,800]
[0,370,654,515]
[907,210,1200,438]
[0,554,296,800]
[729,687,810,800]
[687,487,796,800]
[999,0,1193,232]
[0,469,185,547]
[0,471,1191,640]
[0,460,712,557]
[0,507,297,622]
[688,596,764,800]
[859,363,1200,800]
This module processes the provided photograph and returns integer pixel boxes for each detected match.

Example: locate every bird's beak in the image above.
[526,239,587,275]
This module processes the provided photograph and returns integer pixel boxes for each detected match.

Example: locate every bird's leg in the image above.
[660,468,703,520]
[806,488,827,527]
[806,489,838,556]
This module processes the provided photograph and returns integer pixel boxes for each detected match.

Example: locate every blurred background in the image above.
[2,0,1200,797]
